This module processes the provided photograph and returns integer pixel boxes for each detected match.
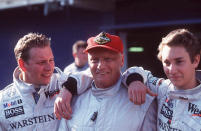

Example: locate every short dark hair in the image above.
[157,29,201,63]
[72,40,87,53]
[14,33,51,62]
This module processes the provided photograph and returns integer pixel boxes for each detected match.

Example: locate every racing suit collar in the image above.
[91,75,122,100]
[169,81,201,101]
[13,67,48,94]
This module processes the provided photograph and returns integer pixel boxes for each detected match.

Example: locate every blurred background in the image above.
[0,0,201,89]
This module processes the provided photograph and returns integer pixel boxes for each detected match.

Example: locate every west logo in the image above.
[4,106,24,119]
[3,99,22,108]
[188,103,201,117]
[45,89,60,98]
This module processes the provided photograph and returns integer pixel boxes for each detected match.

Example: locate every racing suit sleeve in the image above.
[58,118,70,131]
[62,68,93,95]
[122,66,166,96]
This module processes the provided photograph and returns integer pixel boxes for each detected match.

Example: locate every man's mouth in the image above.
[42,73,52,78]
[170,76,181,81]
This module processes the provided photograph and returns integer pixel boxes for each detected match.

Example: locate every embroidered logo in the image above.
[94,32,110,44]
[45,89,60,98]
[9,113,56,129]
[3,99,22,108]
[188,103,201,117]
[160,104,173,120]
[4,106,24,119]
[158,118,181,131]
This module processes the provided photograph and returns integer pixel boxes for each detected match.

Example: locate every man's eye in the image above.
[163,61,170,66]
[38,61,46,65]
[91,59,98,63]
[176,60,183,65]
[49,59,54,63]
[105,58,112,62]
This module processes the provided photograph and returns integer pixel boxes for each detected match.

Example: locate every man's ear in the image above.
[73,52,77,58]
[18,58,27,72]
[193,54,200,68]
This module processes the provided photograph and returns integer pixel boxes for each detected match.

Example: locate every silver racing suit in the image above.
[59,72,156,131]
[0,67,66,131]
[123,66,201,131]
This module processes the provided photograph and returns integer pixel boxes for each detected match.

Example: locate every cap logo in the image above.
[94,32,110,45]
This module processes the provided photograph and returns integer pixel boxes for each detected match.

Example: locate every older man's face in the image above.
[88,48,124,88]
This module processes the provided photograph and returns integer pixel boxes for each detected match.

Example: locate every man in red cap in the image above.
[58,32,154,131]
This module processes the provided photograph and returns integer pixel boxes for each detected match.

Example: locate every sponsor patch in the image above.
[3,99,22,108]
[188,103,201,117]
[4,106,24,119]
[94,32,111,45]
[179,96,188,100]
[158,118,181,131]
[166,98,173,108]
[10,113,56,129]
[160,104,173,120]
[45,89,60,98]
[148,77,160,86]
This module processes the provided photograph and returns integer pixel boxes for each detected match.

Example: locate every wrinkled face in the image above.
[161,45,199,90]
[74,48,88,67]
[22,46,55,86]
[88,48,124,89]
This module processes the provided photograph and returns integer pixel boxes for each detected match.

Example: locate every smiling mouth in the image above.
[170,77,180,81]
[42,73,52,78]
[97,72,110,76]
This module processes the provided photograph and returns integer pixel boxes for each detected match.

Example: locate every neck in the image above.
[76,64,84,68]
[19,72,40,89]
[75,62,86,68]
[176,76,199,90]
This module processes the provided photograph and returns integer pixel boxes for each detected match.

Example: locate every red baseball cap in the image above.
[85,32,123,54]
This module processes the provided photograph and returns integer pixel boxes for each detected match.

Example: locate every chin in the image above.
[42,80,51,85]
[40,83,49,86]
[173,82,183,88]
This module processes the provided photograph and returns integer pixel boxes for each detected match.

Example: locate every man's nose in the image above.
[97,59,106,69]
[168,64,177,74]
[45,62,53,71]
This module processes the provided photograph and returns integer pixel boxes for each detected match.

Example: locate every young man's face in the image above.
[161,45,200,90]
[88,48,124,89]
[74,47,88,67]
[22,46,55,86]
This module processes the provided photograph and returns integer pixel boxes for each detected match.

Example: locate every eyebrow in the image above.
[174,57,183,61]
[163,57,183,63]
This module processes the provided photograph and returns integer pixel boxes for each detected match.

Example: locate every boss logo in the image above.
[160,104,173,120]
[4,106,24,119]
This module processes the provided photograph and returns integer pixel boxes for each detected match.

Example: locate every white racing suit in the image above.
[123,66,201,131]
[59,72,156,131]
[0,67,66,131]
